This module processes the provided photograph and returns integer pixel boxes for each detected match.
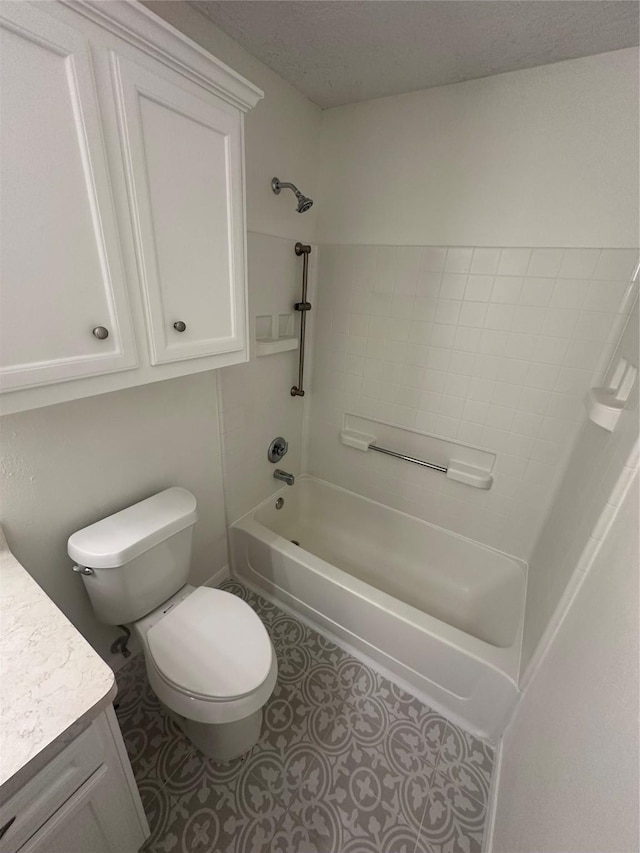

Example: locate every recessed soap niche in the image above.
[255,313,298,356]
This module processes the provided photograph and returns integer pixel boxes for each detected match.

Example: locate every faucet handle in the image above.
[268,436,288,463]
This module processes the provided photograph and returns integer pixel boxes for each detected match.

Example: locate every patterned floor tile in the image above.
[386,709,450,775]
[273,800,346,853]
[327,738,434,833]
[349,665,450,767]
[114,579,494,853]
[276,757,429,853]
[436,722,494,808]
[145,787,286,853]
[303,657,366,704]
[271,620,354,690]
[162,724,311,812]
[258,680,314,752]
[417,770,487,853]
[307,694,389,756]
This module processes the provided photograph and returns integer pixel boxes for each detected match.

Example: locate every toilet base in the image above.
[163,702,263,763]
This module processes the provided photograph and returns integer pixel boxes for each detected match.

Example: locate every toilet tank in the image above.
[68,487,198,625]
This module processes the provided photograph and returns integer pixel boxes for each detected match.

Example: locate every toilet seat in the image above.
[147,587,273,700]
[136,586,278,725]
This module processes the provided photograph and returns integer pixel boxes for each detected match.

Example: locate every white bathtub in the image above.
[230,475,526,740]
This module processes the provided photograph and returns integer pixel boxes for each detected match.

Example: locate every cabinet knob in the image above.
[173,321,187,332]
[92,326,109,340]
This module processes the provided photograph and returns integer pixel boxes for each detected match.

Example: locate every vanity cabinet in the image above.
[0,0,262,414]
[0,708,148,853]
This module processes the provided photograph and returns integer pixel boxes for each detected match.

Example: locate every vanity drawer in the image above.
[0,724,102,853]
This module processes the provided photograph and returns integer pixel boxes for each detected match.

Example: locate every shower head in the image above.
[296,195,314,214]
[271,177,314,213]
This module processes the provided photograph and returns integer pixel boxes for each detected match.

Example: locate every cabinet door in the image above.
[18,765,144,853]
[0,3,137,392]
[109,52,247,365]
[0,725,101,853]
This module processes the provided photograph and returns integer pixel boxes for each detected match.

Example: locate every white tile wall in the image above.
[307,245,638,559]
[218,232,313,523]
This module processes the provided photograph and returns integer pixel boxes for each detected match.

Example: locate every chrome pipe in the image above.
[369,444,448,473]
[291,242,312,397]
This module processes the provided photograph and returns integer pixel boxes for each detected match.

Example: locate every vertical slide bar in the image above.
[291,241,312,397]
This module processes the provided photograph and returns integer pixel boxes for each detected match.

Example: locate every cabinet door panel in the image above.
[0,725,101,853]
[111,53,246,364]
[0,4,136,391]
[18,766,142,853]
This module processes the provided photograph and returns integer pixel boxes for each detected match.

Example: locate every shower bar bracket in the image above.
[291,241,312,397]
[339,428,493,490]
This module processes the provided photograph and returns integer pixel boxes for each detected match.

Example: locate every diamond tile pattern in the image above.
[115,580,494,852]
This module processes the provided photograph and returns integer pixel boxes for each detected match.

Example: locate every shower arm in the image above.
[291,242,312,397]
[275,181,297,192]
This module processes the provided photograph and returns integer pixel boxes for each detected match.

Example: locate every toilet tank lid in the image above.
[67,487,198,569]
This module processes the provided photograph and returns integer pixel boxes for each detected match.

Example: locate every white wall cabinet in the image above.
[110,52,246,365]
[0,3,138,393]
[0,707,148,853]
[0,0,262,414]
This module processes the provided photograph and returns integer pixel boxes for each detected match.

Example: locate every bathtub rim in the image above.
[231,474,526,683]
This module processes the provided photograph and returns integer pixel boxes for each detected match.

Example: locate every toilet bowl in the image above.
[134,584,277,761]
[68,487,276,762]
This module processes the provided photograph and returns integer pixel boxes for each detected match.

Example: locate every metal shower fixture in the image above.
[271,177,314,213]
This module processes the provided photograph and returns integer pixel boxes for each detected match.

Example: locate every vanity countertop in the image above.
[0,529,116,792]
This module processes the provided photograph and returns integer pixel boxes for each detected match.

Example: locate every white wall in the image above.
[0,374,228,663]
[491,470,639,853]
[520,296,639,672]
[317,49,638,248]
[308,245,637,558]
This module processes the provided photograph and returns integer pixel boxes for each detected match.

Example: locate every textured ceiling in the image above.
[190,1,639,108]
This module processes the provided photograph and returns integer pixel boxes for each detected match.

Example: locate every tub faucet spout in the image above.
[274,469,295,486]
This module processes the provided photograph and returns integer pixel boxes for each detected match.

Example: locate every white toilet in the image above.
[68,487,277,762]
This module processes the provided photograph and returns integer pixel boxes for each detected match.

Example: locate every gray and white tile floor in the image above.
[115,579,494,853]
